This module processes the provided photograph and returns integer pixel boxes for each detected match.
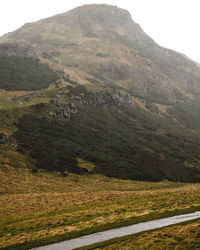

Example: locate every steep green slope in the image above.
[0,56,59,90]
[0,84,199,182]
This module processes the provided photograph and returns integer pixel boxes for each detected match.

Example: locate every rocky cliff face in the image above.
[0,43,36,57]
[48,89,133,121]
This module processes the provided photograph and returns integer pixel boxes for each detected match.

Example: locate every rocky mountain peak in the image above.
[60,4,148,41]
[0,4,150,47]
[67,4,132,25]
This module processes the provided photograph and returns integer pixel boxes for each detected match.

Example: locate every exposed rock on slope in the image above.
[0,43,36,57]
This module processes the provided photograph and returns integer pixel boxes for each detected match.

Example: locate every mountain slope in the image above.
[1,4,200,102]
[0,4,200,182]
[0,43,59,90]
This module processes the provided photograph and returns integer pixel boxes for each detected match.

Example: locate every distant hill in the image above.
[0,4,200,182]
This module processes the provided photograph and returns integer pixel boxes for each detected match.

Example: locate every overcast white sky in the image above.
[0,0,200,62]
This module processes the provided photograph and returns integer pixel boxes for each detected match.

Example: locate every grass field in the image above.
[0,166,200,249]
[80,219,200,249]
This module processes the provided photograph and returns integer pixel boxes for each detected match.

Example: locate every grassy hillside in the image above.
[0,56,59,90]
[0,163,199,249]
[0,84,199,182]
[14,107,200,182]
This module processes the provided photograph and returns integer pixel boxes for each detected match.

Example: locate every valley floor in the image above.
[0,167,200,249]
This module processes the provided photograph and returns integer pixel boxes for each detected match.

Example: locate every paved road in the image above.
[32,211,200,250]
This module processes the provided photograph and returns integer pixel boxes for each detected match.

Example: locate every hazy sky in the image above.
[1,0,200,62]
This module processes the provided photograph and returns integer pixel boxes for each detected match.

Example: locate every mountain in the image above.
[0,4,200,182]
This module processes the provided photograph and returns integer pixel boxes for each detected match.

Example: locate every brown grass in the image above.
[88,219,200,249]
[0,165,200,249]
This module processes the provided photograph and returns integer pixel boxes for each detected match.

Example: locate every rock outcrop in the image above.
[0,133,10,144]
[0,43,36,57]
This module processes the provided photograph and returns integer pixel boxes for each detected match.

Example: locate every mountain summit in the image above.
[1,4,151,46]
[0,4,200,182]
[1,4,200,101]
